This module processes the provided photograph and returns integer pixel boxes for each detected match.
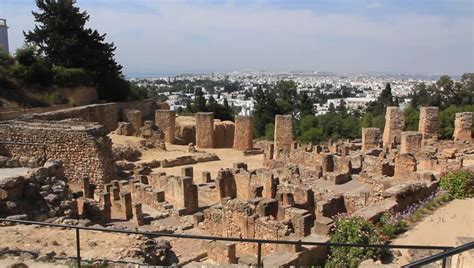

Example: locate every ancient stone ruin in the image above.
[0,102,473,266]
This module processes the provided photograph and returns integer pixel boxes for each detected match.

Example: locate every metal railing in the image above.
[0,218,458,267]
[402,241,474,267]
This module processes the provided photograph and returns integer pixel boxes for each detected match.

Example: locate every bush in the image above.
[327,216,388,267]
[265,123,275,141]
[379,213,408,238]
[52,66,91,87]
[440,170,474,199]
[97,74,131,102]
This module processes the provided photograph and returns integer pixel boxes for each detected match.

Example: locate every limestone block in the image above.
[122,109,142,135]
[274,115,293,159]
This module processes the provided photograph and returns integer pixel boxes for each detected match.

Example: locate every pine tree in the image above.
[24,0,129,101]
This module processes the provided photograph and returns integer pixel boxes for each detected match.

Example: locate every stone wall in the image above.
[149,174,198,215]
[0,104,73,121]
[418,107,438,142]
[58,86,98,106]
[234,116,253,151]
[382,106,405,148]
[117,99,159,119]
[274,115,293,159]
[22,103,118,132]
[0,120,115,184]
[454,112,473,142]
[155,110,176,144]
[196,112,214,148]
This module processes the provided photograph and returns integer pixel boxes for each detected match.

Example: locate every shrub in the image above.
[327,216,388,267]
[379,213,408,238]
[52,66,91,87]
[440,170,474,199]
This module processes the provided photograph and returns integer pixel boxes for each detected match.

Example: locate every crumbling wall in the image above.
[123,109,142,135]
[22,103,118,132]
[234,116,253,151]
[117,99,159,119]
[155,110,176,144]
[150,174,198,215]
[0,120,115,184]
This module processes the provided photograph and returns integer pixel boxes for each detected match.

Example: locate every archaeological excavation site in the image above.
[0,100,473,266]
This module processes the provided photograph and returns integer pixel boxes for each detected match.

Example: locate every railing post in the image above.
[442,249,447,268]
[257,242,262,267]
[76,228,81,268]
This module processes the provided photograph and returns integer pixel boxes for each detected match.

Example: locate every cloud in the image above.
[2,0,473,75]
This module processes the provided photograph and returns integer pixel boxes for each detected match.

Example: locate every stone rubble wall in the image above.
[0,120,115,184]
[22,103,119,133]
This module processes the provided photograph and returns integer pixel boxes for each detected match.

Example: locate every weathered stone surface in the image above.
[234,116,254,151]
[400,131,422,155]
[454,112,473,142]
[155,110,176,144]
[195,112,214,148]
[122,109,142,135]
[362,128,380,152]
[419,107,438,142]
[383,106,405,148]
[0,120,115,184]
[274,115,293,159]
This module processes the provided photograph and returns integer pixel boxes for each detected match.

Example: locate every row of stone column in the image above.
[154,110,254,150]
[363,107,473,151]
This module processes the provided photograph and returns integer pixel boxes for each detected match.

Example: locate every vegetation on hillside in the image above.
[0,0,140,107]
[252,73,474,142]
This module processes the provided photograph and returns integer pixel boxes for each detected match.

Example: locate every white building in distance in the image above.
[0,19,9,53]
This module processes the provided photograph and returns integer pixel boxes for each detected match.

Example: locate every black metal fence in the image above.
[0,218,468,267]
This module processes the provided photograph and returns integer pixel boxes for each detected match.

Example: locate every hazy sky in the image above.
[1,0,473,75]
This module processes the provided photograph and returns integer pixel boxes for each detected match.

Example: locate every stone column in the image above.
[100,192,112,222]
[121,191,133,220]
[454,112,473,142]
[418,107,438,142]
[382,106,405,148]
[362,128,381,152]
[233,116,254,151]
[274,115,293,159]
[155,110,176,144]
[195,112,214,148]
[133,203,144,226]
[123,109,142,135]
[400,131,422,155]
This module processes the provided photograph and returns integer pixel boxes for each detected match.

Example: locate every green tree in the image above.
[25,0,129,101]
[194,87,207,112]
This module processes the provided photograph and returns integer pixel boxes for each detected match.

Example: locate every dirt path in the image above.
[393,198,474,265]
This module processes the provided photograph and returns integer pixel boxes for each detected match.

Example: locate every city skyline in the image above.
[1,0,473,75]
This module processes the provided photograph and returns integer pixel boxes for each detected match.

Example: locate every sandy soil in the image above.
[393,198,474,265]
[110,134,264,178]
